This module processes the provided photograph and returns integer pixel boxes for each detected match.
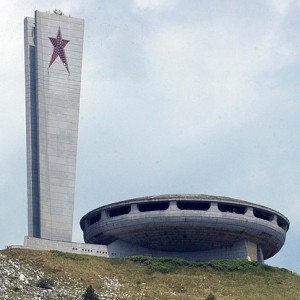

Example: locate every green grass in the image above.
[50,249,87,261]
[2,248,300,300]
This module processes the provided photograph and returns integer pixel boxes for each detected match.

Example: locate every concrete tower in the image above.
[24,10,84,242]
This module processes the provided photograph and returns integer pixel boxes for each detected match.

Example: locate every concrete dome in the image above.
[80,194,289,261]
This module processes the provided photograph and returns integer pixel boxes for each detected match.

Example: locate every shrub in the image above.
[206,293,216,300]
[207,259,259,272]
[12,286,20,292]
[36,277,54,289]
[261,264,275,272]
[82,285,99,300]
[128,256,192,273]
[127,256,277,274]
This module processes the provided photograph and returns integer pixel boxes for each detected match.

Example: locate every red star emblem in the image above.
[48,27,70,73]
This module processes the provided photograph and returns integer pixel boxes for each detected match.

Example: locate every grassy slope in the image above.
[2,248,300,300]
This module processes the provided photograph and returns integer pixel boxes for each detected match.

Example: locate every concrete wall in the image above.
[109,239,259,261]
[24,236,110,257]
[24,11,84,242]
[23,236,261,262]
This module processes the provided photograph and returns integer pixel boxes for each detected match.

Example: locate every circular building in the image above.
[80,194,289,262]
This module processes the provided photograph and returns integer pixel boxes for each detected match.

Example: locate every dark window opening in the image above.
[90,213,101,225]
[277,217,287,230]
[109,205,131,218]
[218,203,246,214]
[177,201,210,211]
[253,209,272,221]
[277,218,284,229]
[138,201,169,212]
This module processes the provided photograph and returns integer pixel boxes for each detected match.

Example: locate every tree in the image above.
[82,285,99,300]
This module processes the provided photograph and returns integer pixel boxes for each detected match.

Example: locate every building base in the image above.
[23,236,264,263]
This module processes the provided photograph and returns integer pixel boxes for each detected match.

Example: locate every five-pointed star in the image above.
[48,27,70,73]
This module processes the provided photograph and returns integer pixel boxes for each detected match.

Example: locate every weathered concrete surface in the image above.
[24,11,84,241]
[81,194,289,261]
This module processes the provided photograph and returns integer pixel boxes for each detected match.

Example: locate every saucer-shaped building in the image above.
[80,194,289,262]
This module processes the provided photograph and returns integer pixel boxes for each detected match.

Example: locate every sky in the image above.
[0,0,299,273]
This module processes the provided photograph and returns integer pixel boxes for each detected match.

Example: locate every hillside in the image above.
[0,248,299,299]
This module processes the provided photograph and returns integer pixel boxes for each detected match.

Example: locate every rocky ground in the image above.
[2,248,300,300]
[0,251,145,299]
[0,252,85,299]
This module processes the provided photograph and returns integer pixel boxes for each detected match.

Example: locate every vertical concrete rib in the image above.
[24,17,40,238]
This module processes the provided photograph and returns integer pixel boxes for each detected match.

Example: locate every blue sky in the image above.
[0,0,299,273]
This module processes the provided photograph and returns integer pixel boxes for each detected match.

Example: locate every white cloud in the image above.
[140,18,290,146]
[133,0,179,11]
[266,0,294,15]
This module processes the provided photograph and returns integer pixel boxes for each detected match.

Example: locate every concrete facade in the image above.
[23,236,263,262]
[24,11,84,242]
[81,194,289,261]
[24,236,110,257]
